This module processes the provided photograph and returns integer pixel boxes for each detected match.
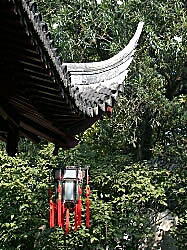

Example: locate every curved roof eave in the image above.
[20,0,143,116]
[0,0,144,155]
[64,22,144,115]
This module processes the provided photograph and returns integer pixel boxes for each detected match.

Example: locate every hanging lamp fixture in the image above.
[48,166,90,234]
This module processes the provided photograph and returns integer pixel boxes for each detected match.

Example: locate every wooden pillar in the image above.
[6,124,19,156]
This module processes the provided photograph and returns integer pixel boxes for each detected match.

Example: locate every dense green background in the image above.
[0,0,186,249]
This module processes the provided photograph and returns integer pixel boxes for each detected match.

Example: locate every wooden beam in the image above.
[0,134,6,142]
[19,128,41,144]
[20,120,77,148]
[0,104,19,127]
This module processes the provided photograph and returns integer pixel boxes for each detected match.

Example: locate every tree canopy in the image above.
[0,0,186,249]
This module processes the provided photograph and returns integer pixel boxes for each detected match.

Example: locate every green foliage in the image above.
[0,147,49,249]
[1,140,186,249]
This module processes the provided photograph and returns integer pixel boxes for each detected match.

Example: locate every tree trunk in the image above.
[137,110,153,161]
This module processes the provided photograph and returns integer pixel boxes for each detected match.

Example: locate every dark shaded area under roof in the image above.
[0,0,143,156]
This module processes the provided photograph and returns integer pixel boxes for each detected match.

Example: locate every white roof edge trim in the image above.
[63,22,144,72]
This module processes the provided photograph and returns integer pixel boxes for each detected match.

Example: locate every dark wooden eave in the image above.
[0,0,143,155]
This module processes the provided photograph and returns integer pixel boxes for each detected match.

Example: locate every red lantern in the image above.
[48,166,90,234]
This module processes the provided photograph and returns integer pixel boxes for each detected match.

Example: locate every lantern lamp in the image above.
[48,166,90,234]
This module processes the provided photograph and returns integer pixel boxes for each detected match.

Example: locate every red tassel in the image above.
[57,183,62,227]
[49,184,55,228]
[66,208,70,235]
[74,204,78,231]
[77,186,82,226]
[86,185,90,228]
[62,202,65,228]
[50,199,55,228]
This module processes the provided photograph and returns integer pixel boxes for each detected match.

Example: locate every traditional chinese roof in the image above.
[0,0,143,155]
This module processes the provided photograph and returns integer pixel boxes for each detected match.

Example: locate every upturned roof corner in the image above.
[64,22,144,115]
[0,0,143,155]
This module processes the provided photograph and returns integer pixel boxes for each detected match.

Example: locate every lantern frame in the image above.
[53,166,86,207]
